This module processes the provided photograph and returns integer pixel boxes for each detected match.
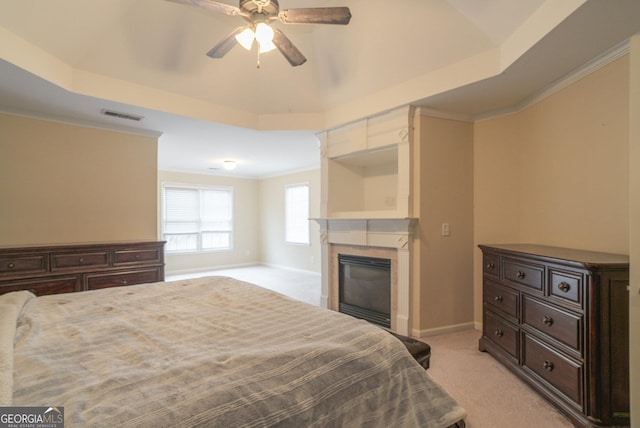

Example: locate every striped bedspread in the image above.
[6,276,466,427]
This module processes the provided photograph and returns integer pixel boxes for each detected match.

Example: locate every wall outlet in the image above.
[441,223,450,237]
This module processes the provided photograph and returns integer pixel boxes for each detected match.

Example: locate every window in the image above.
[285,183,310,245]
[162,184,233,253]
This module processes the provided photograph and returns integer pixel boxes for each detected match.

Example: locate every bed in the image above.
[1,276,466,427]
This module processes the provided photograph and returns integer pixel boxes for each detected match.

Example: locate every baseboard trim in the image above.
[261,263,321,276]
[165,262,259,277]
[412,322,477,339]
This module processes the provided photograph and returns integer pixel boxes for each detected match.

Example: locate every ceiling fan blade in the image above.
[164,0,247,17]
[206,26,245,59]
[272,28,307,67]
[278,7,352,25]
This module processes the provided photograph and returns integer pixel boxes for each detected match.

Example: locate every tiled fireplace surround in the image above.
[315,219,417,336]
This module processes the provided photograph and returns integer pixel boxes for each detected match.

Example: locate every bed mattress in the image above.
[2,276,466,427]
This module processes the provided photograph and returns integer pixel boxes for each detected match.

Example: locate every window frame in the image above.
[284,182,310,246]
[161,183,234,254]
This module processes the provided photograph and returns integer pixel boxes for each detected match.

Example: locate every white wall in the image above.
[258,169,321,273]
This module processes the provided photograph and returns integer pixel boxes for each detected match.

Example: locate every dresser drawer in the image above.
[0,276,78,296]
[523,333,583,408]
[483,253,500,277]
[86,268,161,290]
[504,258,544,291]
[113,248,162,265]
[523,296,582,351]
[483,310,519,359]
[52,251,109,270]
[549,269,582,306]
[484,280,518,319]
[0,253,48,275]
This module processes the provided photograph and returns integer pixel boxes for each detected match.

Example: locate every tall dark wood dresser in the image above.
[478,244,629,428]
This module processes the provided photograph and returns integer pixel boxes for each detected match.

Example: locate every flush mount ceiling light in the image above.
[222,160,237,170]
[166,0,351,68]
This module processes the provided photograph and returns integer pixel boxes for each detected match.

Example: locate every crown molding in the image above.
[415,106,475,123]
[516,39,630,112]
[477,39,631,122]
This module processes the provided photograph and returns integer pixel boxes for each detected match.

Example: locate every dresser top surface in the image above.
[0,241,165,252]
[479,243,629,267]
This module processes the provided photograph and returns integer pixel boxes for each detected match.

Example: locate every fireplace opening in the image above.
[338,254,391,328]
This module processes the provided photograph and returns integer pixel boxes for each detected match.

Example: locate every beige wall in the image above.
[0,113,158,246]
[412,114,474,334]
[517,59,629,251]
[158,170,259,274]
[474,55,631,323]
[628,34,639,428]
[258,169,321,273]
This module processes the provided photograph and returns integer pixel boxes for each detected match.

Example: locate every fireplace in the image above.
[314,218,417,335]
[339,254,391,328]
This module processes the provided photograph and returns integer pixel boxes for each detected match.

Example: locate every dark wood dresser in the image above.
[478,244,629,428]
[0,241,165,296]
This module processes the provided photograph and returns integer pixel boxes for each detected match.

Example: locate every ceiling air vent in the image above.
[101,109,144,122]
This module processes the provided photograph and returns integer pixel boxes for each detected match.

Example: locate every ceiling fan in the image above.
[166,0,352,67]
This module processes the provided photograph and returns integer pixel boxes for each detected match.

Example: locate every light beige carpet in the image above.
[425,329,574,428]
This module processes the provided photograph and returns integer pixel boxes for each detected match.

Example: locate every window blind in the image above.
[162,185,233,252]
[285,183,310,245]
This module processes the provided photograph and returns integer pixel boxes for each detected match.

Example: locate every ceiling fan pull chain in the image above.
[257,50,261,69]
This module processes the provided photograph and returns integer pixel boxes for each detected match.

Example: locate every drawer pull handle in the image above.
[558,282,571,293]
[543,360,554,372]
[122,279,128,285]
[135,254,141,259]
[7,262,15,269]
[494,295,503,303]
[516,271,526,279]
[542,316,554,327]
[486,263,495,271]
[79,258,85,263]
[494,329,504,337]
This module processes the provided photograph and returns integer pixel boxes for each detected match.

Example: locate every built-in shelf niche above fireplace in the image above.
[318,106,412,219]
[328,146,398,217]
[315,106,417,335]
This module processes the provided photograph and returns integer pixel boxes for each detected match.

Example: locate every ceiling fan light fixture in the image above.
[168,0,351,67]
[235,27,255,50]
[255,22,274,46]
[259,39,276,53]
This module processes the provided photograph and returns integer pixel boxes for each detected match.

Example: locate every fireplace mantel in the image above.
[313,217,417,335]
[313,218,417,248]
